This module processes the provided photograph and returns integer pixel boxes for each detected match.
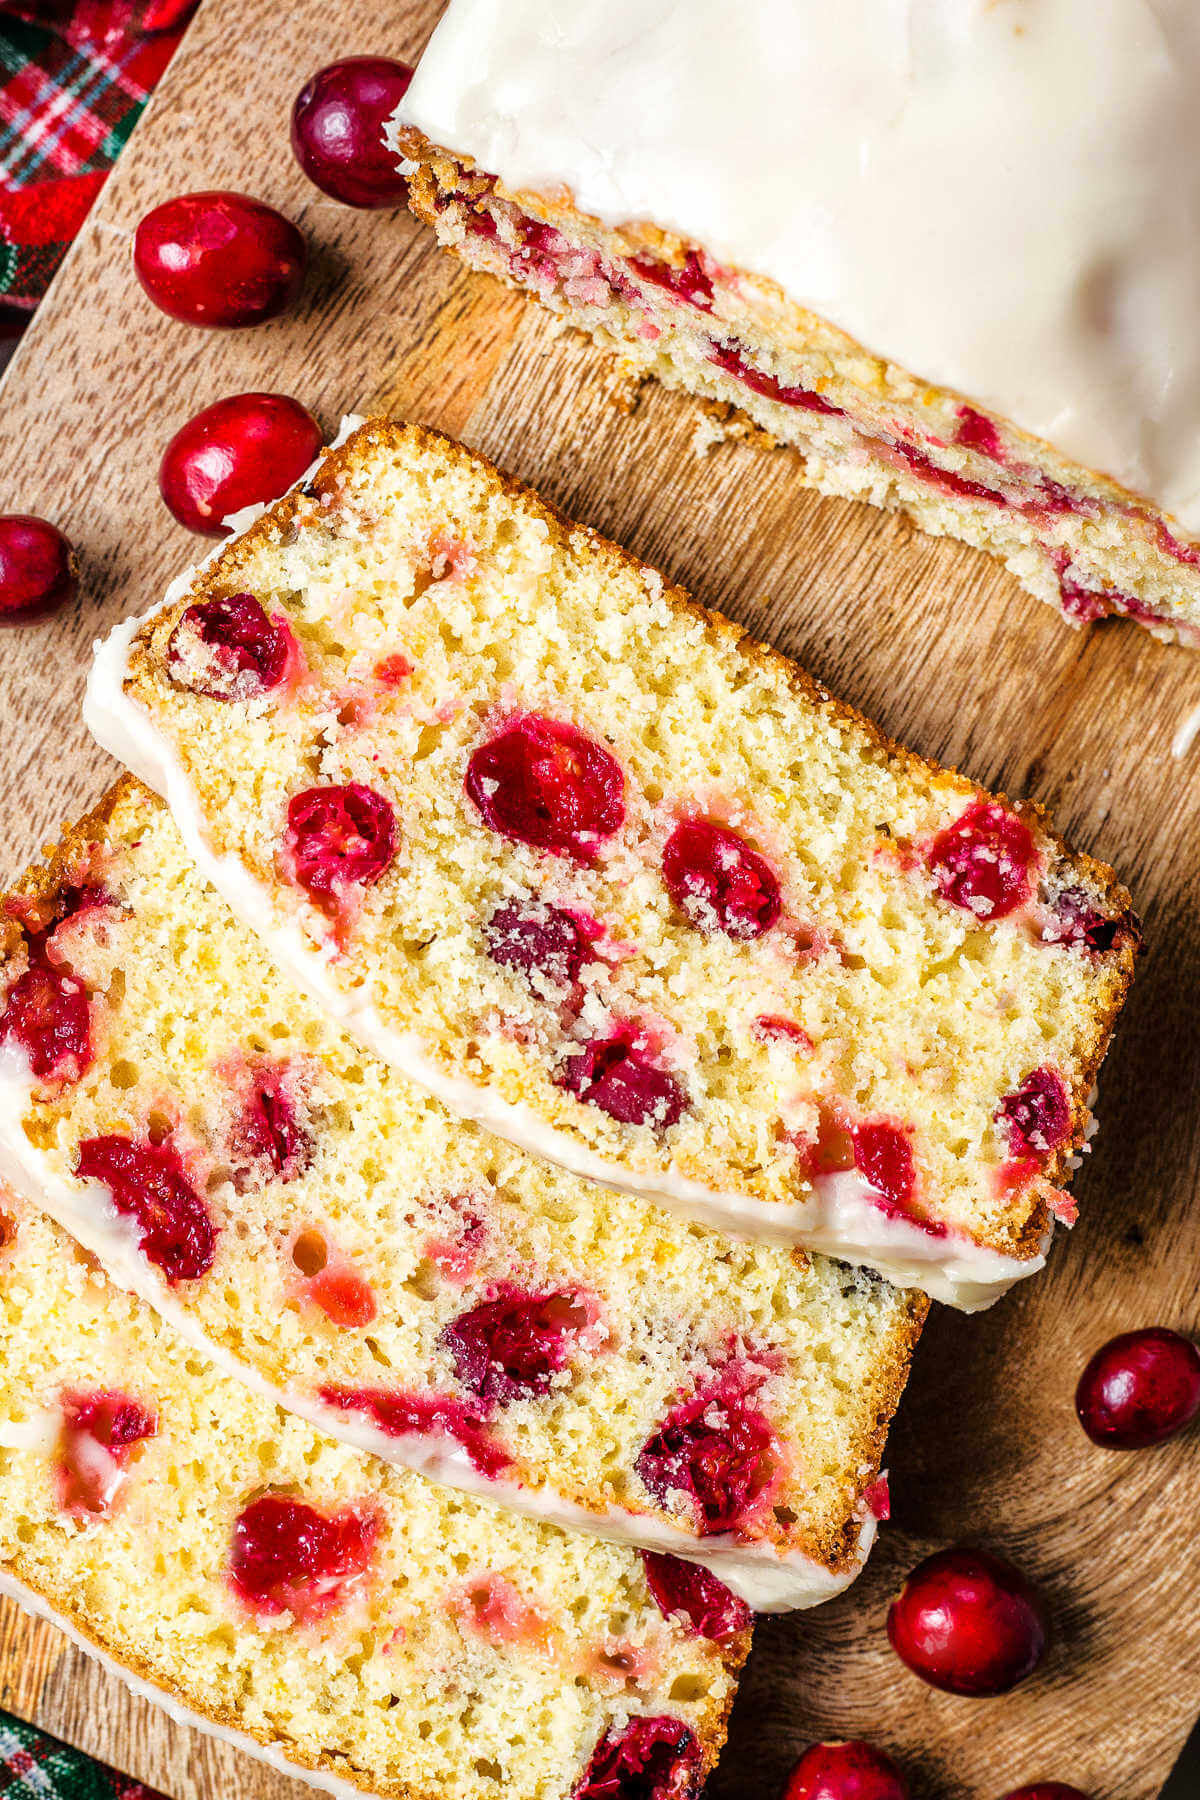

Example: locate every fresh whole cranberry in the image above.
[782,1740,909,1800]
[637,1383,779,1536]
[318,1385,512,1478]
[0,954,93,1082]
[662,818,782,940]
[485,898,592,989]
[440,1285,590,1405]
[886,1546,1047,1696]
[1075,1328,1200,1450]
[0,515,78,624]
[573,1715,702,1800]
[230,1492,378,1620]
[159,393,323,536]
[641,1551,752,1645]
[926,799,1036,922]
[75,1134,217,1284]
[1000,1787,1090,1800]
[228,1063,314,1190]
[996,1067,1071,1158]
[167,593,289,701]
[291,58,414,208]
[466,715,625,861]
[56,1389,157,1517]
[283,783,397,906]
[133,191,307,328]
[558,1025,687,1131]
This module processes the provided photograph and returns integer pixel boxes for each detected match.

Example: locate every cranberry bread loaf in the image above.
[392,0,1200,643]
[85,419,1138,1308]
[0,778,923,1610]
[0,1195,745,1800]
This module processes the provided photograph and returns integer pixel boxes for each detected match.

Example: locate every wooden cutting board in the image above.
[1,1,1198,1795]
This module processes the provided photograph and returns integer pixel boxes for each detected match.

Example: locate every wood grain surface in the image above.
[1,2,1198,1796]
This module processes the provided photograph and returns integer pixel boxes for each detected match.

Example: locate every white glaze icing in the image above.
[0,1041,866,1610]
[395,0,1200,532]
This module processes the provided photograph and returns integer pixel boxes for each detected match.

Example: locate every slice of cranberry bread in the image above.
[0,778,924,1610]
[0,1194,745,1800]
[85,419,1138,1308]
[390,0,1200,643]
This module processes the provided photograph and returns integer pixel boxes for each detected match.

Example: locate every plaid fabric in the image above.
[0,1710,167,1800]
[0,0,196,327]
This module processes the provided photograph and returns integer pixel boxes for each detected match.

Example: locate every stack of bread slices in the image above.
[0,418,1136,1800]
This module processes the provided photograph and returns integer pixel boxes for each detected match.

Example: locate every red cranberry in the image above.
[159,393,322,536]
[887,1546,1047,1696]
[996,1067,1071,1158]
[283,783,397,907]
[1075,1328,1200,1450]
[574,1716,702,1800]
[927,800,1036,922]
[1042,888,1122,954]
[466,715,625,861]
[558,1025,687,1131]
[308,1263,377,1329]
[641,1552,751,1644]
[850,1121,919,1220]
[56,1389,157,1517]
[0,515,78,624]
[318,1385,512,1478]
[709,340,841,417]
[440,1285,590,1405]
[290,58,413,208]
[662,818,782,940]
[637,1384,779,1536]
[228,1064,314,1190]
[782,1740,909,1800]
[1,954,93,1082]
[630,249,715,313]
[230,1492,378,1620]
[485,898,592,989]
[1001,1788,1090,1800]
[955,407,1005,460]
[167,594,289,701]
[133,191,307,328]
[75,1135,217,1284]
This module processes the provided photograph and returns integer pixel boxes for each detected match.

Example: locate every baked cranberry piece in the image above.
[996,1067,1071,1158]
[709,341,841,416]
[662,819,782,940]
[573,1715,702,1800]
[229,1063,314,1190]
[0,515,78,624]
[0,954,92,1082]
[887,1546,1047,1696]
[167,594,288,701]
[230,1492,378,1620]
[1042,887,1122,954]
[485,898,592,989]
[466,715,625,861]
[558,1025,687,1131]
[955,407,1005,460]
[291,59,414,208]
[782,1740,909,1800]
[630,249,715,312]
[1075,1328,1200,1450]
[440,1285,590,1405]
[159,393,323,537]
[637,1385,779,1536]
[75,1135,217,1284]
[284,783,397,907]
[318,1386,512,1479]
[848,1120,943,1234]
[55,1389,157,1517]
[291,1229,377,1328]
[133,191,307,328]
[641,1551,751,1645]
[1001,1787,1090,1800]
[926,799,1036,922]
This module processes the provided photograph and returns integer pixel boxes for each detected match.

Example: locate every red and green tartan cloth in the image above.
[0,0,197,335]
[0,1710,166,1800]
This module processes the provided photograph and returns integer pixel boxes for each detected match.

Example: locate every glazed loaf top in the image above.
[395,0,1200,530]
